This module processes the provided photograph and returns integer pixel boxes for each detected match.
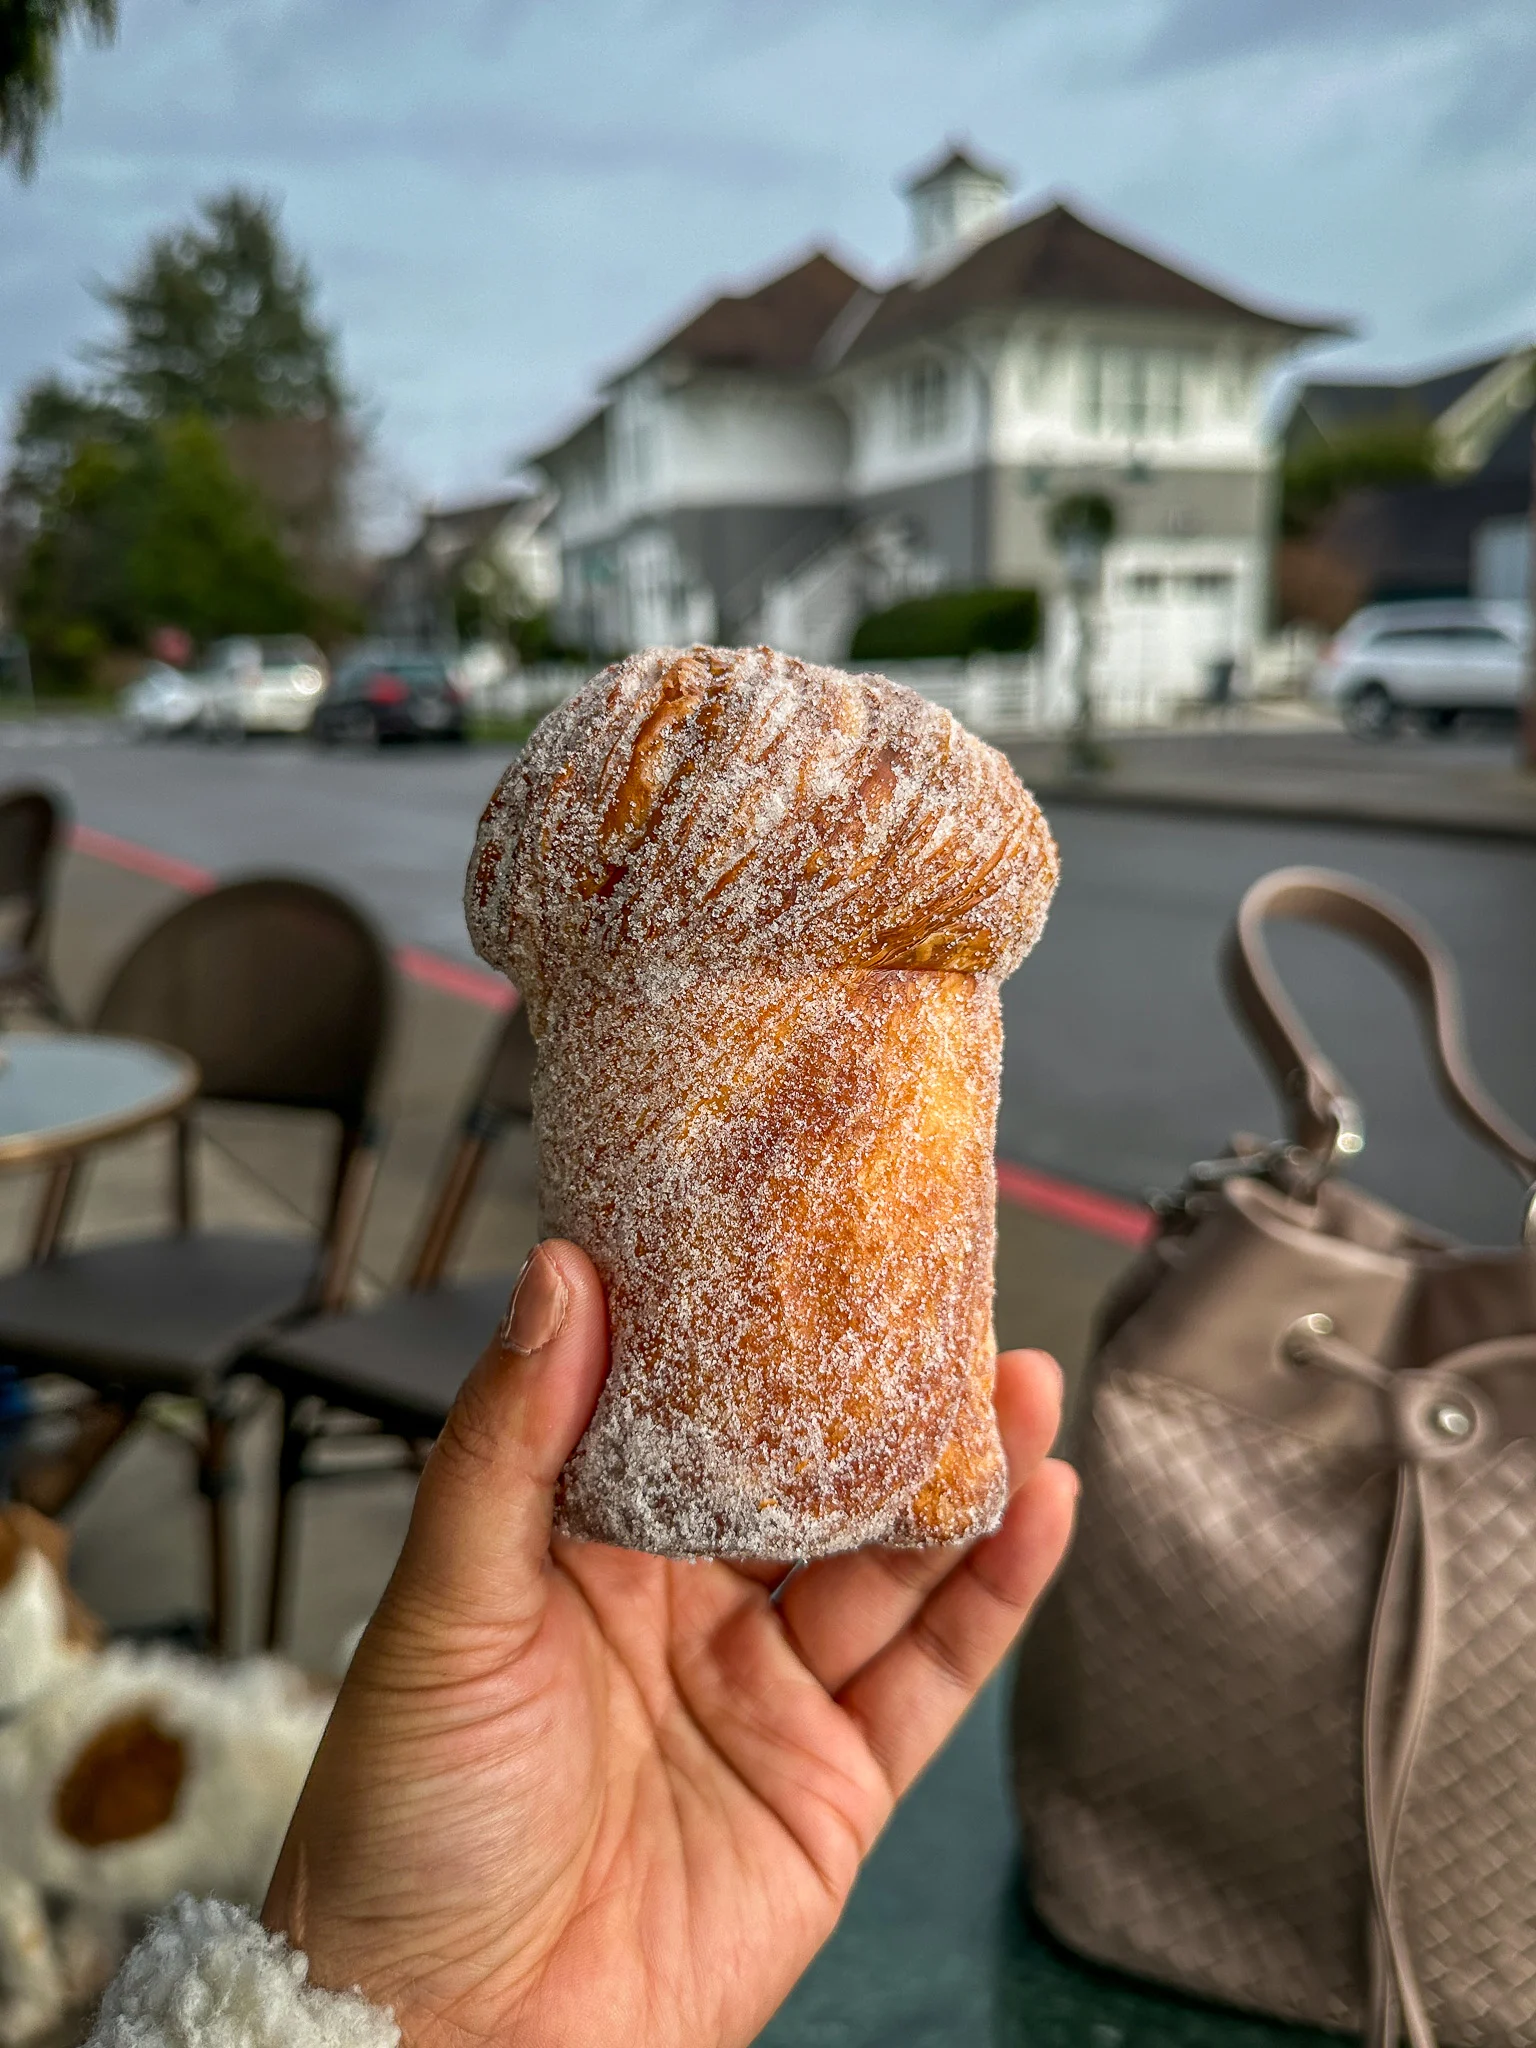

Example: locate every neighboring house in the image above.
[532,146,1344,706]
[371,490,559,648]
[1282,347,1535,618]
[534,253,863,653]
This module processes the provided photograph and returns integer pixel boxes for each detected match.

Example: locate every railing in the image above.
[482,646,1304,746]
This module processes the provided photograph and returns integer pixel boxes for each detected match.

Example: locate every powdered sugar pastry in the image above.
[466,645,1058,1559]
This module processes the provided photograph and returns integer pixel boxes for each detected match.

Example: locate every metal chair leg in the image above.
[199,1401,234,1656]
[265,1393,307,1652]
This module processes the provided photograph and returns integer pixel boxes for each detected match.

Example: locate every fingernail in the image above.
[501,1247,567,1354]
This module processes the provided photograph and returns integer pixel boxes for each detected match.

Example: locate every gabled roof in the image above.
[1285,345,1536,480]
[618,250,868,381]
[837,201,1346,365]
[1293,355,1507,444]
[388,492,541,571]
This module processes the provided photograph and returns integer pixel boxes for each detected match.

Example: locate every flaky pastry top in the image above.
[466,644,1058,1015]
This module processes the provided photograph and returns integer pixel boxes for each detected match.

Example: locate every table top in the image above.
[0,1033,200,1168]
[757,1679,1335,2048]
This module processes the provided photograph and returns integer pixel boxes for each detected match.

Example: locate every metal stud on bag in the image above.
[1430,1401,1473,1441]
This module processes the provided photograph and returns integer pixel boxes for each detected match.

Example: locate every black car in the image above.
[313,654,468,745]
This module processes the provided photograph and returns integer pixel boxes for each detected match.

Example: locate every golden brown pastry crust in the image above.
[466,645,1058,1559]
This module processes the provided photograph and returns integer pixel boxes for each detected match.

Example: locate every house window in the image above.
[1179,570,1234,600]
[568,456,606,516]
[898,358,952,445]
[1079,347,1185,438]
[614,401,657,494]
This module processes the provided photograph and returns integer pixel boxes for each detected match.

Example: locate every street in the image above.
[15,724,1536,1248]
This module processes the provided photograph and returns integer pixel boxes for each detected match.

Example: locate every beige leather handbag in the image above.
[1014,866,1536,2048]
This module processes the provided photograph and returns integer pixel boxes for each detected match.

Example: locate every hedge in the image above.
[849,586,1041,662]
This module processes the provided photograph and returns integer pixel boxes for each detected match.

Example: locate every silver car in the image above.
[119,663,212,739]
[1312,599,1530,738]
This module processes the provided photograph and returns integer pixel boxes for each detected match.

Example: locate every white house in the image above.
[531,146,1345,711]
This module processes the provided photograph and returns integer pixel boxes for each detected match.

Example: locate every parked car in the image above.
[119,663,209,739]
[1312,600,1530,738]
[312,654,468,746]
[196,636,329,737]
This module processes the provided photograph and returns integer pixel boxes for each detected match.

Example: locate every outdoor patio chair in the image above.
[0,876,392,1650]
[0,784,70,1023]
[244,999,534,1650]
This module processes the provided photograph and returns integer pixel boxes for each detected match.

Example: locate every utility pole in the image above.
[1525,402,1536,770]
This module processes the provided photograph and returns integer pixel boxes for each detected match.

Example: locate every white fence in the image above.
[486,639,1308,748]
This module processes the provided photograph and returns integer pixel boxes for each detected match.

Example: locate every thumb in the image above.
[385,1238,610,1635]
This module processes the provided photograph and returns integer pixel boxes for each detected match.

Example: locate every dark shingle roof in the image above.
[625,251,868,380]
[839,201,1344,364]
[1291,355,1509,448]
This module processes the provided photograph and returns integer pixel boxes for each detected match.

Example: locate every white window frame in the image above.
[1079,346,1186,439]
[897,357,953,447]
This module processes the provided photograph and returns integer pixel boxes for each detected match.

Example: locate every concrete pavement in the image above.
[1012,723,1536,840]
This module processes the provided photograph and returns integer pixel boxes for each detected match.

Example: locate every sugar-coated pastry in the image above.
[466,644,1058,1560]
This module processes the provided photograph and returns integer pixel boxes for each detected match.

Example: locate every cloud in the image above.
[1132,0,1506,74]
[2,0,1531,506]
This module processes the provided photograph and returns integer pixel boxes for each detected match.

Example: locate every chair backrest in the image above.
[407,999,534,1288]
[92,877,392,1134]
[473,997,535,1131]
[0,787,66,952]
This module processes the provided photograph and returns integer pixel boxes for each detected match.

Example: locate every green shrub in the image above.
[849,586,1040,662]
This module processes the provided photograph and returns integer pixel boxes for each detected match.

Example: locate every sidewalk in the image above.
[16,846,1131,1663]
[1010,724,1536,841]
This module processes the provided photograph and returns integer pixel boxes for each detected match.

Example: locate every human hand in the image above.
[263,1239,1076,2048]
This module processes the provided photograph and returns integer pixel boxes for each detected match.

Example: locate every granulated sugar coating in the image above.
[466,644,1058,1560]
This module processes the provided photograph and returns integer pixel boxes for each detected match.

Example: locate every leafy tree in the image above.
[3,372,130,517]
[1281,420,1437,537]
[89,190,345,423]
[125,416,315,640]
[2,188,360,687]
[16,417,315,689]
[1,0,116,178]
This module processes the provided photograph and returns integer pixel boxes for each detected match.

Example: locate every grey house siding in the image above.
[851,471,986,587]
[555,505,847,649]
[670,504,847,640]
[850,463,1269,597]
[992,464,1271,589]
[555,542,621,652]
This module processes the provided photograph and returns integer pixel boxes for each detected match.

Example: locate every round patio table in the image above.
[0,1033,199,1170]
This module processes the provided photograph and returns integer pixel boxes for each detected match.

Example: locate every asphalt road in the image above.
[13,725,1536,1247]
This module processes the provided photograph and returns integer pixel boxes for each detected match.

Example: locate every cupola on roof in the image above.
[901,141,1013,265]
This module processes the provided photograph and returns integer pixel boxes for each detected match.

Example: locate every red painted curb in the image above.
[71,824,215,896]
[69,823,513,1013]
[995,1157,1152,1248]
[69,821,1147,1247]
[394,943,514,1012]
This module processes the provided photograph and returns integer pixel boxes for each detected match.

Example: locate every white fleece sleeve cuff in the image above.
[85,1896,400,2048]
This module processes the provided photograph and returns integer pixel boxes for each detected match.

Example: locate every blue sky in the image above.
[2,0,1532,535]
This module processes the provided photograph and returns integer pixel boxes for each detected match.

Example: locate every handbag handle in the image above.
[1222,866,1536,1223]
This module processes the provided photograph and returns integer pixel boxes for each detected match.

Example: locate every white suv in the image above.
[197,636,329,738]
[1312,600,1530,738]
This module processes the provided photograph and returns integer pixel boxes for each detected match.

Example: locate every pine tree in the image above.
[90,190,346,422]
[1,0,117,177]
